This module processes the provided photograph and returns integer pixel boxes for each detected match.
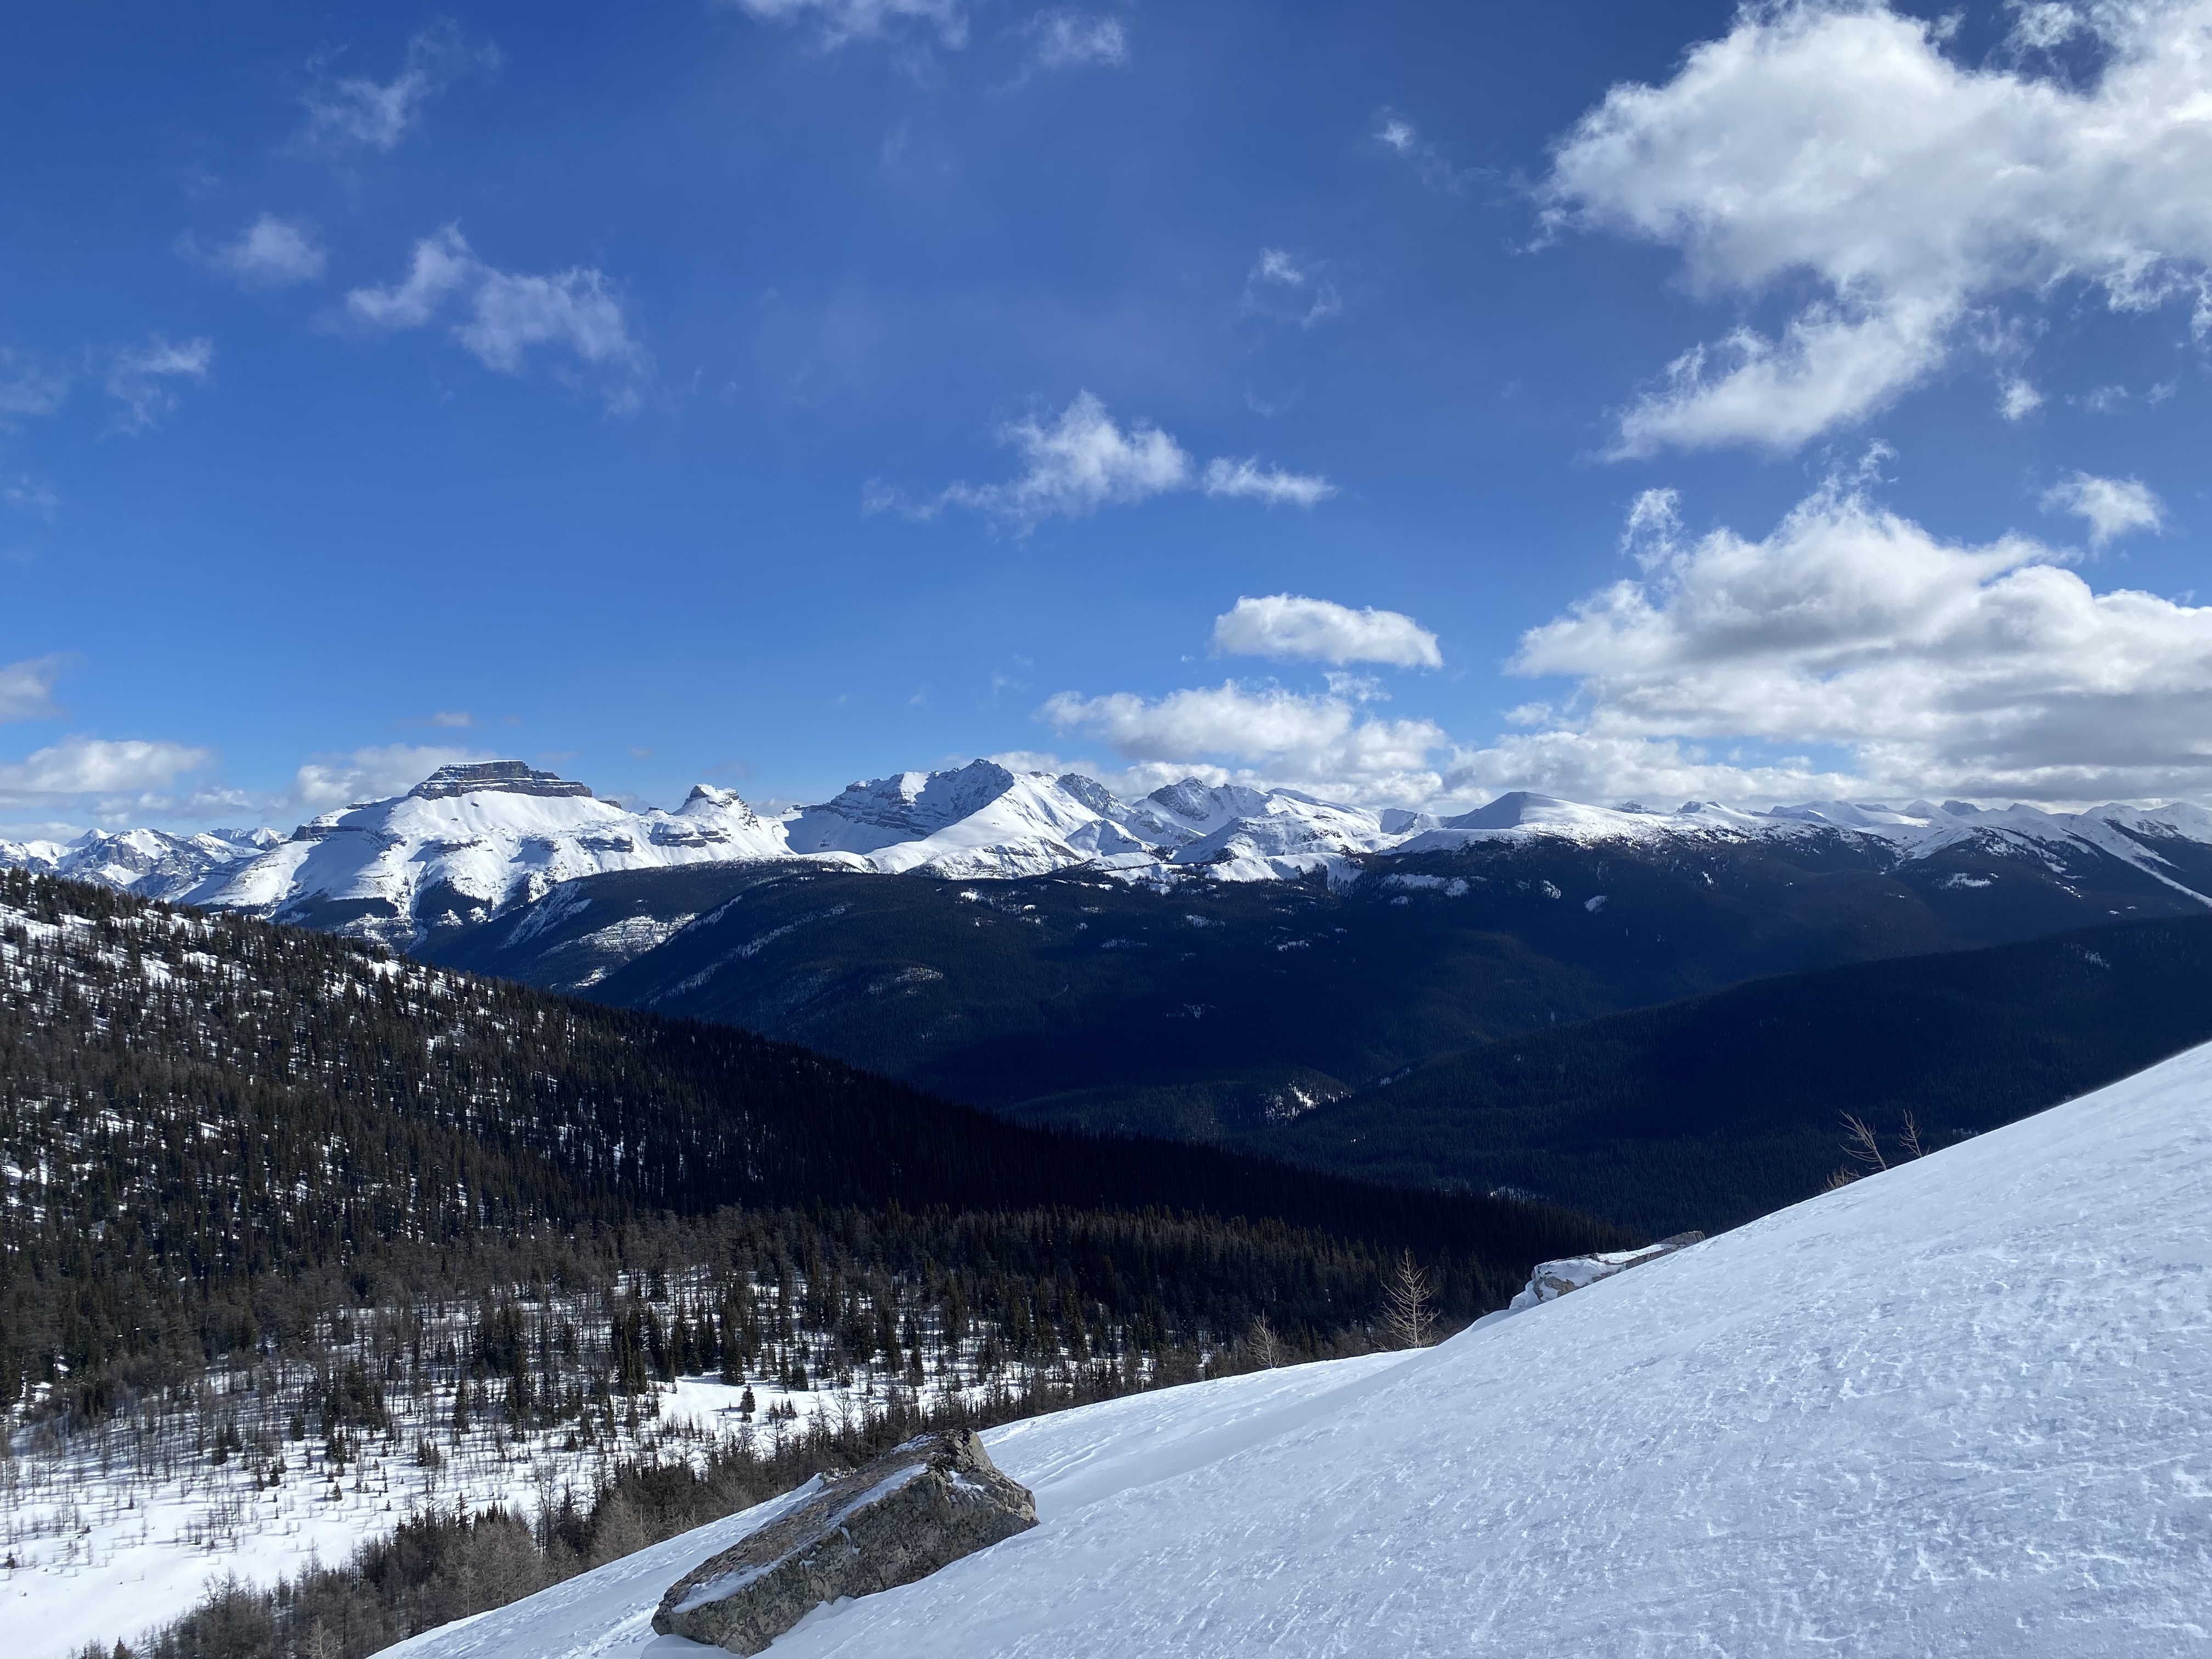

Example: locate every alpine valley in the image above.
[10,757,2212,1160]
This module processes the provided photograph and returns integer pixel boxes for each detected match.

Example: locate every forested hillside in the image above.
[0,868,1634,1658]
[1248,913,2212,1235]
[0,867,1618,1410]
[426,823,2210,1141]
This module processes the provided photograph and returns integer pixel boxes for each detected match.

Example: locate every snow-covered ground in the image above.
[385,1041,2212,1658]
[0,1355,1052,1659]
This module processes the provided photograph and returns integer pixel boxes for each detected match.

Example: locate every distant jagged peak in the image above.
[409,760,595,801]
[1054,771,1118,815]
[788,759,1023,851]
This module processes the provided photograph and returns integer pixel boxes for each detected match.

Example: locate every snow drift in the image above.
[385,1040,2212,1657]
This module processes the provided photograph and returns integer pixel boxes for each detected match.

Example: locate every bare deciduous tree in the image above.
[1827,1109,1934,1190]
[1247,1315,1282,1370]
[1381,1251,1436,1350]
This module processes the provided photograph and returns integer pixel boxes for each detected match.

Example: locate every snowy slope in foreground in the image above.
[388,1043,2212,1659]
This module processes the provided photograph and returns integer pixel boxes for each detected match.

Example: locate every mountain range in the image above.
[8,757,2212,952]
[10,756,2212,1146]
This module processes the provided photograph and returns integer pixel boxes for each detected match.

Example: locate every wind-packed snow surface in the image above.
[10,757,2212,947]
[387,1042,2212,1658]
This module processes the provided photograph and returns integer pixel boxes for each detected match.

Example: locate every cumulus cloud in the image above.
[934,393,1188,526]
[0,656,65,723]
[2041,471,2165,548]
[883,392,1334,533]
[1544,0,2212,454]
[725,0,967,48]
[0,736,214,809]
[1029,470,2212,811]
[1026,10,1128,69]
[1043,681,1451,804]
[301,20,501,151]
[1212,595,1441,668]
[1998,376,2044,422]
[1503,476,2212,802]
[183,215,326,288]
[292,743,492,811]
[348,226,648,410]
[105,337,214,434]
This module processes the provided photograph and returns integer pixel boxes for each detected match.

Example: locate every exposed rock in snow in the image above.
[382,1039,2212,1658]
[653,1431,1037,1656]
[1506,1229,1704,1311]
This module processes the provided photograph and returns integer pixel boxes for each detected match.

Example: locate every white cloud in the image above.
[430,710,476,729]
[1201,458,1336,507]
[292,743,491,811]
[1502,476,2212,802]
[348,227,648,410]
[1372,108,1469,194]
[1242,248,1341,329]
[1211,595,1441,668]
[105,336,214,434]
[924,392,1192,528]
[0,736,213,807]
[1545,1,2212,454]
[301,21,501,151]
[891,392,1335,533]
[1027,10,1128,70]
[0,656,65,723]
[4,476,59,519]
[726,0,967,48]
[184,215,326,288]
[0,349,70,423]
[2041,471,2165,547]
[347,225,477,328]
[1998,376,2044,421]
[1042,681,1451,804]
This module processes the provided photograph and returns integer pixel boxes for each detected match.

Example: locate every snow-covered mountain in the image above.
[9,756,2212,947]
[385,1037,2212,1659]
[186,761,793,944]
[0,824,278,902]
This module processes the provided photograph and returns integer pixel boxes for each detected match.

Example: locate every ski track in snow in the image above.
[385,1043,2212,1658]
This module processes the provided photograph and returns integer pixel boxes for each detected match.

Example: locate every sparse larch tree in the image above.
[1381,1251,1436,1350]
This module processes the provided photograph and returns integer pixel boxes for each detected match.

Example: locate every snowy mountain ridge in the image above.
[385,1038,2212,1659]
[7,755,2212,946]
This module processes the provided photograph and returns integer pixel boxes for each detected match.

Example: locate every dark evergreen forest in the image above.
[1255,912,2212,1234]
[0,867,1625,1416]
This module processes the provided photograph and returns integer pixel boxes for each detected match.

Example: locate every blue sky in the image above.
[5,0,2210,835]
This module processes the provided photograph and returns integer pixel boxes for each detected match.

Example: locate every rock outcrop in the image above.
[652,1430,1037,1655]
[1509,1230,1705,1310]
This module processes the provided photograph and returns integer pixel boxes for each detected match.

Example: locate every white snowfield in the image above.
[10,758,2212,946]
[383,1041,2212,1659]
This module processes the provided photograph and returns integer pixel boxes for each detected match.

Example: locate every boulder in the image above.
[652,1430,1037,1655]
[1509,1230,1705,1310]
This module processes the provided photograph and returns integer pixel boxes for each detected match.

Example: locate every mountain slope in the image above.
[385,1039,2212,1659]
[430,823,2212,1140]
[0,867,1623,1394]
[1242,912,2212,1234]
